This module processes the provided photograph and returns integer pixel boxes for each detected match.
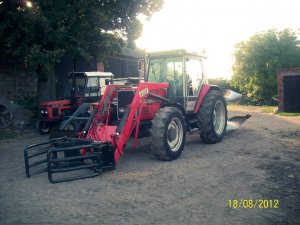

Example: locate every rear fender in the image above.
[193,85,221,113]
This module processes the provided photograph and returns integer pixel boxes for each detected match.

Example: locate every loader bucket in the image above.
[227,114,251,132]
[24,137,115,183]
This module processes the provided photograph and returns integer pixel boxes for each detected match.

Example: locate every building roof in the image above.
[119,48,144,58]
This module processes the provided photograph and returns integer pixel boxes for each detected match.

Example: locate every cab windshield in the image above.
[148,56,183,96]
[148,57,183,82]
[61,76,86,99]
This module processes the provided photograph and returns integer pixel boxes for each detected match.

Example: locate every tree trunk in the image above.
[37,64,56,103]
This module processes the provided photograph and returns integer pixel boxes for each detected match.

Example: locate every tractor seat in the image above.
[167,80,177,99]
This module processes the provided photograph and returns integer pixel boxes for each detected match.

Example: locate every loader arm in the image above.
[84,83,169,162]
[113,83,169,161]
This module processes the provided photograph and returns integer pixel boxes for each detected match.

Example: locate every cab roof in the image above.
[68,72,114,77]
[147,49,205,59]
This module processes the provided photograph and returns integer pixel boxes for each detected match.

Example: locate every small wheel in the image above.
[65,122,75,131]
[150,107,186,161]
[0,104,13,128]
[36,120,51,134]
[197,90,227,143]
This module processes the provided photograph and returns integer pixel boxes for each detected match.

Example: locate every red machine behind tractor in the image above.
[36,72,113,134]
[25,50,250,183]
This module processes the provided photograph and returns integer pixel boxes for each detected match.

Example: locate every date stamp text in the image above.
[228,199,279,209]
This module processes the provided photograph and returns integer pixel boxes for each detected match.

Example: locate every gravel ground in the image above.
[0,109,299,225]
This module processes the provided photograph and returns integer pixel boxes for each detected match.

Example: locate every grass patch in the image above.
[0,129,18,140]
[227,104,247,109]
[228,104,300,116]
[261,106,277,113]
[275,112,300,117]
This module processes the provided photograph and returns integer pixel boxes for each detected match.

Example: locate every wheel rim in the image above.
[167,118,183,152]
[65,123,75,131]
[40,122,50,133]
[213,100,226,135]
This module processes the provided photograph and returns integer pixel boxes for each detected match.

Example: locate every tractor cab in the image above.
[60,72,114,105]
[147,50,207,113]
[37,72,113,134]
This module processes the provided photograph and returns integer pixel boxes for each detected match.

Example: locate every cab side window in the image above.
[166,60,183,97]
[74,76,86,97]
[186,58,203,96]
[85,77,100,97]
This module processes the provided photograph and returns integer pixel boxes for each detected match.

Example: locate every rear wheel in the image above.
[150,107,186,161]
[197,90,227,143]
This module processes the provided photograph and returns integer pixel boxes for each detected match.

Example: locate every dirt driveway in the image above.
[0,109,299,225]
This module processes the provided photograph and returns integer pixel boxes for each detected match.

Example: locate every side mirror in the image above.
[105,79,110,85]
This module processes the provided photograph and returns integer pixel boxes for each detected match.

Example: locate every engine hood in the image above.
[40,99,71,107]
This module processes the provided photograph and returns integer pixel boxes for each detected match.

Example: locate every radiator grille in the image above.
[117,90,135,119]
[52,108,59,117]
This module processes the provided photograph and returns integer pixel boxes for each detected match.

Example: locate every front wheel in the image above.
[197,90,227,143]
[150,107,186,161]
[36,120,51,134]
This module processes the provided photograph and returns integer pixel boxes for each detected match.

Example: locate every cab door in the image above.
[185,57,204,113]
[84,77,101,103]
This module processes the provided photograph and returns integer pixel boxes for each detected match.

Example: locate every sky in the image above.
[136,0,300,79]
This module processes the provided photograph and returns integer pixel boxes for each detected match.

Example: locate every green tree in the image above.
[208,78,232,90]
[0,0,162,101]
[231,29,300,104]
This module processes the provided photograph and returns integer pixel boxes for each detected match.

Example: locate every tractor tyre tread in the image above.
[36,119,51,134]
[197,90,227,144]
[150,107,186,161]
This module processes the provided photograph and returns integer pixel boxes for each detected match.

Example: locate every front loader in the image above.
[24,50,250,183]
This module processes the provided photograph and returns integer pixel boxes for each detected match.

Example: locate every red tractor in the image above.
[25,50,250,183]
[36,72,113,134]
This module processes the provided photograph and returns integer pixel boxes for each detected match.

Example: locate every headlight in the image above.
[41,109,48,114]
[119,108,125,113]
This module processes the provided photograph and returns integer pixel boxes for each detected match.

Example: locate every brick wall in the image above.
[0,62,37,100]
[0,62,38,126]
